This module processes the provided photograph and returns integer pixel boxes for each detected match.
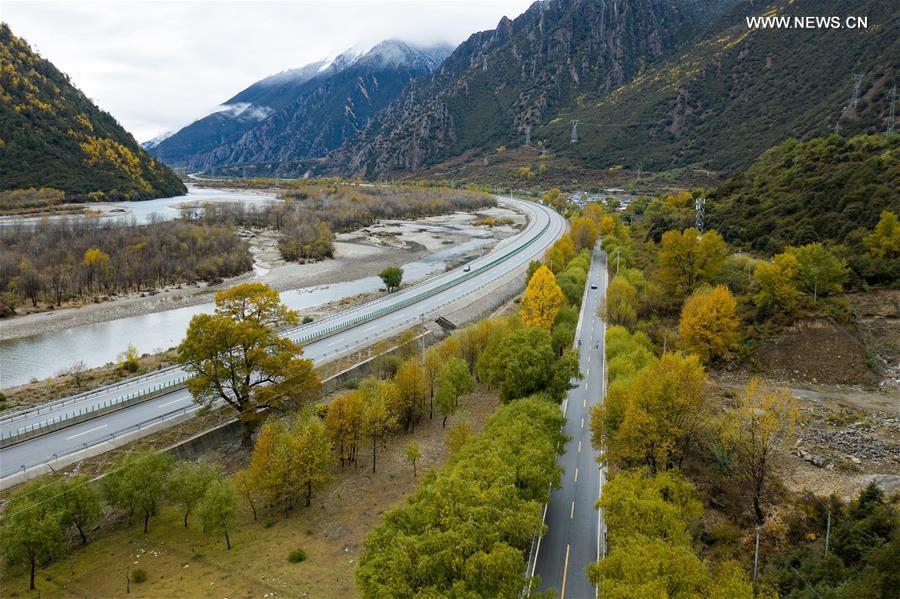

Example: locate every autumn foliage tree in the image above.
[721,378,797,524]
[519,265,566,329]
[593,352,707,473]
[657,228,728,298]
[177,283,321,446]
[678,285,741,364]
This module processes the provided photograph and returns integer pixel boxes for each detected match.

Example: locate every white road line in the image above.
[570,501,575,518]
[578,440,582,453]
[364,325,378,332]
[574,467,579,482]
[66,424,107,440]
[581,417,584,429]
[159,398,184,408]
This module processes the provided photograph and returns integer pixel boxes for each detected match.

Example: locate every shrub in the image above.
[130,568,147,583]
[288,548,307,563]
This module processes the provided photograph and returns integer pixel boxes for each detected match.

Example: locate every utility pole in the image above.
[753,525,761,586]
[887,85,896,135]
[694,196,705,232]
[570,119,578,143]
[850,73,863,108]
[824,510,832,555]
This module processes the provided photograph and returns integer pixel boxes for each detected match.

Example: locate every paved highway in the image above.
[0,197,565,481]
[531,244,607,598]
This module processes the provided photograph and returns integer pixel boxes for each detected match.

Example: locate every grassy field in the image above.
[2,387,502,598]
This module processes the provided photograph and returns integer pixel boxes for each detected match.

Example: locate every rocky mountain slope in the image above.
[338,0,737,176]
[338,0,898,178]
[153,41,451,175]
[148,59,328,166]
[0,24,186,201]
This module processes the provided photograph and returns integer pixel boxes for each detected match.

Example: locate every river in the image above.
[0,222,497,389]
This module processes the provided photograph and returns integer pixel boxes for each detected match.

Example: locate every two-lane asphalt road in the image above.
[532,243,607,598]
[1,197,566,483]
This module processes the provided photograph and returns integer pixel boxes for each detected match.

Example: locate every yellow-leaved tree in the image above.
[519,265,566,329]
[721,378,797,524]
[863,210,900,258]
[678,285,741,364]
[657,228,727,298]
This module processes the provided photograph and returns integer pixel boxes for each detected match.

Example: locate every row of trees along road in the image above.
[588,193,898,597]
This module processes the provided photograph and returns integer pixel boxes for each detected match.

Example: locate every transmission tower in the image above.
[570,119,578,143]
[887,85,896,135]
[483,56,488,72]
[694,197,706,233]
[850,73,863,108]
[525,125,532,145]
[833,121,842,135]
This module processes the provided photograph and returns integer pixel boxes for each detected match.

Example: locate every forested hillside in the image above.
[0,24,186,201]
[339,0,898,178]
[706,135,899,254]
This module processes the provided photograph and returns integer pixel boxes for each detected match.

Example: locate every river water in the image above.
[0,207,495,388]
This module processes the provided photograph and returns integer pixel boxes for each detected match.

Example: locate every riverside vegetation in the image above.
[0,181,494,316]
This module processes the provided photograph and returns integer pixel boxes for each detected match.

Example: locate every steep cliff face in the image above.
[0,24,186,201]
[155,41,451,174]
[339,0,731,176]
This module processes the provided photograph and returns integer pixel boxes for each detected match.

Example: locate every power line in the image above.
[887,85,896,135]
[850,73,864,108]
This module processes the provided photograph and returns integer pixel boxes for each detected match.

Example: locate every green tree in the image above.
[477,326,556,403]
[379,266,403,292]
[198,479,238,550]
[445,419,473,454]
[166,460,220,527]
[177,282,321,446]
[102,446,173,533]
[406,441,421,478]
[118,343,140,373]
[605,275,639,328]
[599,469,703,546]
[754,252,803,315]
[785,242,848,304]
[0,478,67,591]
[435,357,474,427]
[56,475,103,544]
[588,534,752,598]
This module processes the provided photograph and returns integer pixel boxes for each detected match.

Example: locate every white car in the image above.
[590,283,598,290]
[463,265,471,272]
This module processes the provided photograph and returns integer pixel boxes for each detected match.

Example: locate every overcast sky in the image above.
[3,0,534,141]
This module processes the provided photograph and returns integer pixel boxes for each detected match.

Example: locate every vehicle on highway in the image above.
[590,283,598,289]
[463,264,471,272]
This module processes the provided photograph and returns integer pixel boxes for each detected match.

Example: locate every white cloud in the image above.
[2,0,534,141]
